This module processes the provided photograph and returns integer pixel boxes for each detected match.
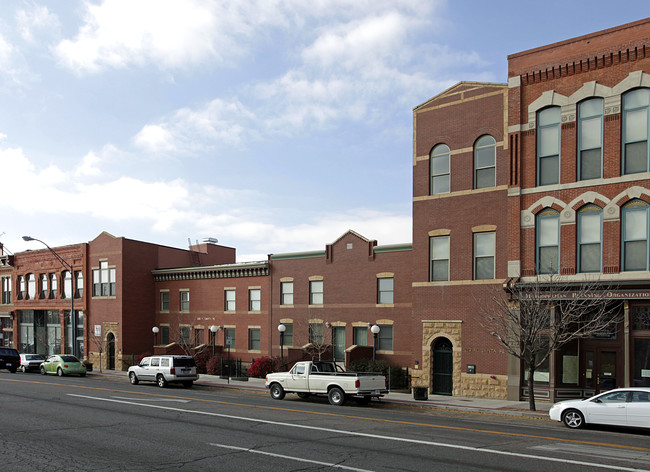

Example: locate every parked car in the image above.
[549,387,650,429]
[40,355,87,377]
[19,353,45,372]
[127,355,198,388]
[0,347,20,373]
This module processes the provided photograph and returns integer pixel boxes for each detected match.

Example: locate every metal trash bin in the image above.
[413,387,428,401]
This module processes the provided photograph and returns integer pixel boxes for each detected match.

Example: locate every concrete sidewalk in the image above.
[89,369,551,418]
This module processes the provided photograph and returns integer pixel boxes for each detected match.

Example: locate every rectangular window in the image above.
[180,326,190,345]
[623,202,649,271]
[623,89,650,174]
[578,99,603,180]
[377,277,394,304]
[160,292,169,311]
[248,288,261,311]
[49,273,57,299]
[333,326,345,361]
[161,326,170,344]
[309,323,323,344]
[180,291,190,311]
[474,232,495,280]
[224,328,236,349]
[93,261,116,297]
[39,273,47,299]
[578,206,602,273]
[194,328,203,346]
[282,323,293,346]
[225,289,236,311]
[377,325,393,351]
[537,107,561,186]
[280,282,293,305]
[17,275,24,300]
[1,276,11,304]
[309,280,323,305]
[430,236,450,281]
[248,328,261,350]
[353,326,367,346]
[538,210,560,274]
[74,271,83,299]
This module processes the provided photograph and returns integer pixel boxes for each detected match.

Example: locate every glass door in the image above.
[585,350,617,392]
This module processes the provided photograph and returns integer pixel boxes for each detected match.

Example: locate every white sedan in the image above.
[549,387,650,429]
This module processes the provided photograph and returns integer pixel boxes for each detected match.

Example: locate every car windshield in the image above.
[173,358,196,367]
[60,355,80,362]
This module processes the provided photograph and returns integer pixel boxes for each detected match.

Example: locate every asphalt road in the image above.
[1,371,649,471]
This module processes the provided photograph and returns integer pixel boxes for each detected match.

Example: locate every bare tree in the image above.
[293,317,332,361]
[476,275,622,411]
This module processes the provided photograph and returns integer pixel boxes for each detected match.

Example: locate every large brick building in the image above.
[1,18,649,402]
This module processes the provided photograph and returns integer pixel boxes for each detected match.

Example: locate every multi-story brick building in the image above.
[2,18,649,402]
[507,18,650,401]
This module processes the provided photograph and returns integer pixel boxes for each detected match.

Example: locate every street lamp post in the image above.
[152,326,159,349]
[209,325,219,357]
[371,324,381,362]
[23,236,78,358]
[277,324,286,363]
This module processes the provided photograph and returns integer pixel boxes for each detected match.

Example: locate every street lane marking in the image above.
[3,376,649,455]
[68,394,650,472]
[210,443,375,472]
[112,396,191,403]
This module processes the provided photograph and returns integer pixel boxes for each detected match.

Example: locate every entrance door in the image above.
[585,350,617,393]
[107,333,115,370]
[432,338,453,395]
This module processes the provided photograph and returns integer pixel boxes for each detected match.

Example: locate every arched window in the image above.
[63,270,72,300]
[474,135,496,189]
[577,204,602,273]
[536,208,560,274]
[623,88,650,174]
[430,144,450,195]
[537,107,561,186]
[26,273,36,300]
[622,199,649,271]
[578,98,603,180]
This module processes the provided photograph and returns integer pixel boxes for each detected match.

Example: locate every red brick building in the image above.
[2,18,649,402]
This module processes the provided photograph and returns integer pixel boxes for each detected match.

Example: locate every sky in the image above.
[1,1,648,262]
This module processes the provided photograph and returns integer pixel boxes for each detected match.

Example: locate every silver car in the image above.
[127,355,198,388]
[19,353,45,373]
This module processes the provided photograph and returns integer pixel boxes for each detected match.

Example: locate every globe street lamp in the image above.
[209,325,220,357]
[371,324,381,362]
[277,324,286,363]
[23,236,78,358]
[152,326,159,348]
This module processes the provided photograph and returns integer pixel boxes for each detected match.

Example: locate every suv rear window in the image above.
[0,348,18,356]
[173,357,196,367]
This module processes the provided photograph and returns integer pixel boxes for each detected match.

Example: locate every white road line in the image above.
[210,443,375,472]
[112,396,191,403]
[68,394,650,472]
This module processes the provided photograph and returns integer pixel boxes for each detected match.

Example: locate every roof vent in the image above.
[203,237,219,244]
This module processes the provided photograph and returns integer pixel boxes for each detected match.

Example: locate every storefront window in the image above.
[559,342,579,385]
[633,338,650,387]
[632,306,650,330]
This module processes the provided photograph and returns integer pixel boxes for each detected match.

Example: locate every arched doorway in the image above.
[107,333,115,370]
[432,337,453,395]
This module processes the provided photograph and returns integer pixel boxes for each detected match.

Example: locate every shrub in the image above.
[193,349,212,374]
[248,356,279,378]
[206,356,221,376]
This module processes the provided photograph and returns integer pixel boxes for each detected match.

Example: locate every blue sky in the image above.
[1,1,647,261]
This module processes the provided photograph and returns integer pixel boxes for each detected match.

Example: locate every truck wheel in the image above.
[297,392,311,400]
[269,383,285,400]
[328,387,346,406]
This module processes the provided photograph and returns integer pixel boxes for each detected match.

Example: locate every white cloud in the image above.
[16,5,60,43]
[133,125,176,153]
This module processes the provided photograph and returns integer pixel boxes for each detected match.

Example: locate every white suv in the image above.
[128,355,199,388]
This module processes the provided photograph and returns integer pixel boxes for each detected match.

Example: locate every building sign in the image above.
[519,290,650,301]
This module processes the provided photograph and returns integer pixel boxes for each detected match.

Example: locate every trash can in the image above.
[413,387,428,401]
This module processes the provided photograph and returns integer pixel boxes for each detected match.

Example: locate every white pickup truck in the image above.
[265,361,387,406]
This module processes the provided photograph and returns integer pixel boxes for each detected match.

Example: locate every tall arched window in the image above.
[26,273,35,300]
[537,208,560,274]
[474,135,496,189]
[430,144,450,195]
[622,199,649,271]
[577,204,602,273]
[537,107,561,186]
[63,270,72,300]
[623,88,650,174]
[578,98,603,180]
